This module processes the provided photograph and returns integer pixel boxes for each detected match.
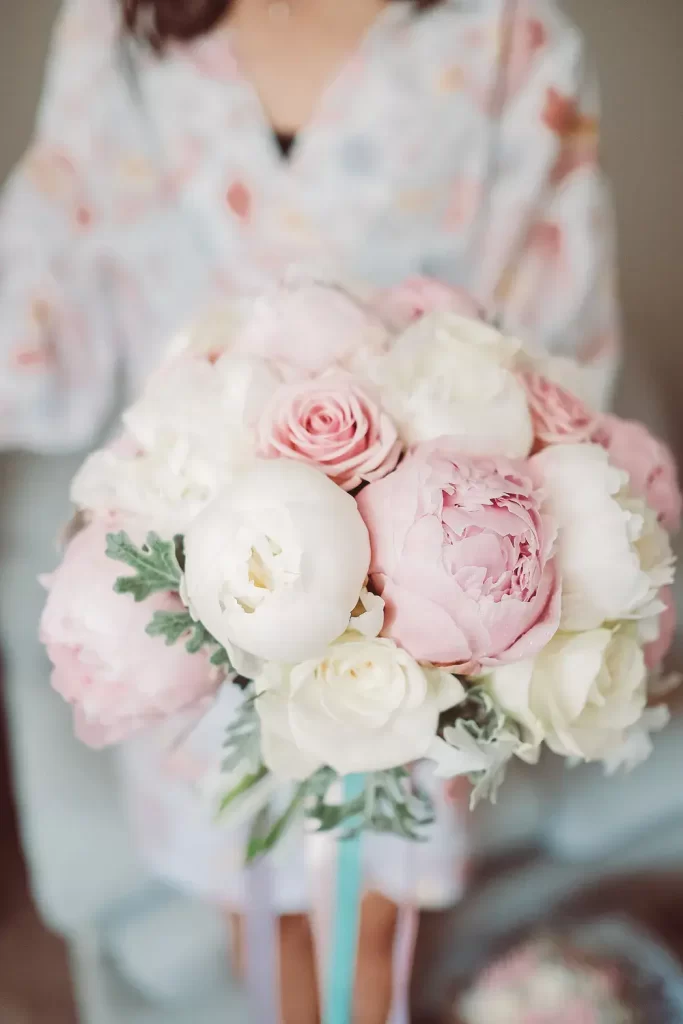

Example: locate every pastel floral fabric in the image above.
[1,0,621,910]
[0,0,620,454]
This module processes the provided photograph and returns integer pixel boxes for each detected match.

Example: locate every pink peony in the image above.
[40,518,218,748]
[257,372,401,491]
[357,439,560,671]
[519,370,598,449]
[592,414,682,533]
[644,586,676,670]
[234,279,388,378]
[372,276,485,331]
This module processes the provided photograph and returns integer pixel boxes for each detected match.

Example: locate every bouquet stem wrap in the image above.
[308,773,418,1024]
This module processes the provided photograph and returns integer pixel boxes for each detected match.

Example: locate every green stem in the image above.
[217,765,269,817]
[246,779,309,862]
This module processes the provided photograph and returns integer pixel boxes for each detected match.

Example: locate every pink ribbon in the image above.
[390,905,419,1024]
[244,852,279,1024]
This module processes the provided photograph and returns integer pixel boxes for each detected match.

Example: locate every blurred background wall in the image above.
[1,0,683,641]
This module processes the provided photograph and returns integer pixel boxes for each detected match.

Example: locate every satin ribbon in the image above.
[245,844,279,1024]
[390,907,419,1024]
[308,776,419,1024]
[323,773,366,1024]
[244,776,420,1024]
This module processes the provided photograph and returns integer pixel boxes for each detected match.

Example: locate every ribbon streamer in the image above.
[309,781,420,1024]
[245,847,279,1024]
[323,773,366,1024]
[389,807,419,1024]
[390,906,419,1024]
[246,774,421,1024]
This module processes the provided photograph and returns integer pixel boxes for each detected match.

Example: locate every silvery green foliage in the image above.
[106,531,183,599]
[238,764,435,863]
[213,694,272,827]
[222,693,262,778]
[106,530,231,666]
[306,766,434,841]
[444,685,523,807]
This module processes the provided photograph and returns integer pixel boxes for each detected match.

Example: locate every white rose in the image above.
[72,353,279,531]
[183,460,371,663]
[255,634,464,777]
[487,625,648,761]
[374,313,533,456]
[532,443,675,631]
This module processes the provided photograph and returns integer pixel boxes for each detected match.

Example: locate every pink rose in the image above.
[644,586,676,670]
[592,414,682,533]
[372,277,485,331]
[357,440,560,671]
[519,370,598,450]
[40,518,218,748]
[257,372,402,491]
[234,280,388,378]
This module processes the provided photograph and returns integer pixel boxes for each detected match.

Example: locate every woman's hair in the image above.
[122,0,444,50]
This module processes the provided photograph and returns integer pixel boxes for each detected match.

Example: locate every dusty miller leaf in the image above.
[306,767,434,841]
[210,646,232,667]
[145,608,232,665]
[214,696,271,835]
[440,684,523,808]
[106,531,182,602]
[221,694,262,777]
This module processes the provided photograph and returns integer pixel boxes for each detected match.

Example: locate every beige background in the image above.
[1,0,683,627]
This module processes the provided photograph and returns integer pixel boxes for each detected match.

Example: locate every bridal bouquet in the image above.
[41,276,680,858]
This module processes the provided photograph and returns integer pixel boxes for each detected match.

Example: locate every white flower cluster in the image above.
[63,278,678,804]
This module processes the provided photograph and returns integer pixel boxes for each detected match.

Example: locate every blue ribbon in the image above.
[323,773,366,1024]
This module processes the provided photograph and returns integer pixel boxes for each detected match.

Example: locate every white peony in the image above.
[532,443,675,631]
[161,297,254,366]
[124,352,274,449]
[72,353,279,532]
[601,704,670,774]
[348,588,385,639]
[71,444,217,535]
[182,460,371,663]
[487,624,648,762]
[373,312,533,456]
[254,634,464,777]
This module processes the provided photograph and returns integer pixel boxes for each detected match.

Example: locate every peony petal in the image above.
[184,460,371,662]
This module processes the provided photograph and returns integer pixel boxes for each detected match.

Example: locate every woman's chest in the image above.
[134,49,492,268]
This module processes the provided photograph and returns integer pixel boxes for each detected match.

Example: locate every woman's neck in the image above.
[228,0,390,136]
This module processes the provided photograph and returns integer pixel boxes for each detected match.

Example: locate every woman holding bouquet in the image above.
[0,0,620,1020]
